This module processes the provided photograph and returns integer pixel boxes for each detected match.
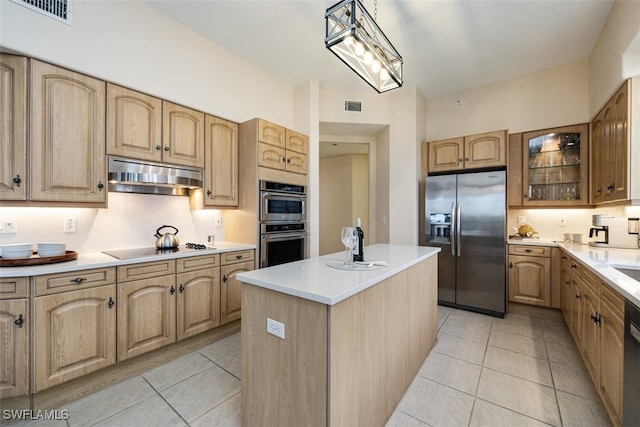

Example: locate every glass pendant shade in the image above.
[325,0,403,93]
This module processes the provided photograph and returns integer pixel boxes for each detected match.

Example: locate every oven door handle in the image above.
[261,232,307,242]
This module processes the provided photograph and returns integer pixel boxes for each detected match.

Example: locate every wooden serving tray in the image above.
[0,251,78,267]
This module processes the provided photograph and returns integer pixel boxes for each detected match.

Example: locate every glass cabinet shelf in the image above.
[523,127,586,203]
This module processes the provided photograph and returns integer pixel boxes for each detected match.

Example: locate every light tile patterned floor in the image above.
[10,306,611,426]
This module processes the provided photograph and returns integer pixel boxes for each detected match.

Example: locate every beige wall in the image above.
[589,0,640,116]
[318,154,369,255]
[426,61,590,141]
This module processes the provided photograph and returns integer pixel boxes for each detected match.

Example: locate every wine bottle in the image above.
[353,217,364,262]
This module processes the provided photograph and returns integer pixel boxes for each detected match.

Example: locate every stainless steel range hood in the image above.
[107,157,203,196]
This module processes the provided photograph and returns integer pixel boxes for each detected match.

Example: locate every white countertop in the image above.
[0,242,256,277]
[236,244,440,305]
[509,237,640,308]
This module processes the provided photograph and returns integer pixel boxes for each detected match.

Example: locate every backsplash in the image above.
[0,193,224,253]
[508,205,640,242]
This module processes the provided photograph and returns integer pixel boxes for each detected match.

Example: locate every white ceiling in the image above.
[146,0,614,99]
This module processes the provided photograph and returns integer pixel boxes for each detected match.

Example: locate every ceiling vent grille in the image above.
[344,100,362,112]
[11,0,72,25]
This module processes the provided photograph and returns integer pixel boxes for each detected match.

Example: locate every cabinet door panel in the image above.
[117,276,176,361]
[428,138,463,172]
[205,115,238,206]
[30,60,106,203]
[258,119,285,148]
[221,261,254,324]
[34,285,116,391]
[599,301,624,426]
[0,299,29,398]
[580,285,599,384]
[162,101,205,168]
[286,151,308,175]
[611,82,628,202]
[0,54,27,201]
[285,129,308,155]
[106,83,162,162]
[258,143,286,171]
[508,255,550,306]
[464,130,506,168]
[177,268,220,340]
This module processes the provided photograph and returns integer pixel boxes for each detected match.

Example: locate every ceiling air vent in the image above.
[11,0,72,25]
[344,100,362,112]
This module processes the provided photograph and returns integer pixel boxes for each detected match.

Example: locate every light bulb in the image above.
[344,36,354,46]
[380,68,389,80]
[371,60,381,73]
[364,51,373,64]
[355,41,364,56]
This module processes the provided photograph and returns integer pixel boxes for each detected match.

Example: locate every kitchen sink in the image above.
[615,268,640,282]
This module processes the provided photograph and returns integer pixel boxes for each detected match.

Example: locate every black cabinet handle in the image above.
[576,294,582,299]
[524,248,533,253]
[287,157,291,164]
[14,314,24,327]
[509,262,513,268]
[97,181,104,190]
[156,145,162,151]
[164,146,170,152]
[236,255,243,259]
[179,284,184,293]
[207,190,212,196]
[222,275,228,283]
[70,277,87,284]
[108,297,115,308]
[170,286,176,295]
[12,175,21,187]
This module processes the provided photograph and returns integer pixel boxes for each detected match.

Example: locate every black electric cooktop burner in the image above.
[103,244,210,260]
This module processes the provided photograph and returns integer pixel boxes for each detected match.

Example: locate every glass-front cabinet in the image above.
[521,123,589,207]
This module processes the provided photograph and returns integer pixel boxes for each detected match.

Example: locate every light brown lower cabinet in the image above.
[221,259,254,324]
[34,285,116,391]
[117,275,176,361]
[559,251,625,427]
[508,245,551,307]
[0,298,29,399]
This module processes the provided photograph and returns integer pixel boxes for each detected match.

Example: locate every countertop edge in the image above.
[237,244,441,306]
[0,242,257,277]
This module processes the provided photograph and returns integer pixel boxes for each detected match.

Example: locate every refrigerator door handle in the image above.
[450,202,456,256]
[456,202,462,256]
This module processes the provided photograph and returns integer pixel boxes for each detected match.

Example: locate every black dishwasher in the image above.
[624,299,640,427]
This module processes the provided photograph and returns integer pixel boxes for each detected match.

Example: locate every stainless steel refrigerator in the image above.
[425,170,506,317]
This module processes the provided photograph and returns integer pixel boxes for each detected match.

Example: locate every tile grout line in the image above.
[140,375,190,427]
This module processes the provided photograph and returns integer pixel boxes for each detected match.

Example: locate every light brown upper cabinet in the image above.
[162,100,205,168]
[204,115,238,207]
[427,130,506,173]
[510,123,589,207]
[30,59,107,204]
[257,118,308,175]
[106,83,163,163]
[591,80,629,204]
[0,54,27,201]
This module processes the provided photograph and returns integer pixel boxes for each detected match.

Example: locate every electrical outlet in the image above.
[64,217,77,233]
[558,217,567,227]
[2,217,17,233]
[214,215,223,227]
[267,317,285,339]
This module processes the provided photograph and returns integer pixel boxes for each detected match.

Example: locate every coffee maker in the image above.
[589,215,640,248]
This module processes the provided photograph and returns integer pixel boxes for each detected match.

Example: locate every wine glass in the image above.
[340,227,356,267]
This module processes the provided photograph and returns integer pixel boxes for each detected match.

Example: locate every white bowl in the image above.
[1,243,34,259]
[37,243,66,257]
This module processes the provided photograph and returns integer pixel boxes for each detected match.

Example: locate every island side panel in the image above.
[241,284,328,426]
[327,256,437,426]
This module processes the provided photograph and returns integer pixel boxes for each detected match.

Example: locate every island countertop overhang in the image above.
[236,243,441,305]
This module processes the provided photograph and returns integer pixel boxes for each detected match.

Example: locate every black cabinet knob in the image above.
[12,175,21,187]
[108,297,115,308]
[179,284,185,293]
[170,286,176,295]
[14,314,24,327]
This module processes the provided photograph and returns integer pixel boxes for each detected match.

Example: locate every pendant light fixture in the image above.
[325,0,403,93]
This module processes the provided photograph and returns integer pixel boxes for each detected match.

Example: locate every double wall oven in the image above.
[259,180,307,268]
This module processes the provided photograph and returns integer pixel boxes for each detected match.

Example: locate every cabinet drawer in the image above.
[221,250,255,265]
[0,277,29,299]
[35,268,116,296]
[509,245,550,257]
[177,254,220,273]
[601,282,625,319]
[581,267,600,294]
[117,260,176,282]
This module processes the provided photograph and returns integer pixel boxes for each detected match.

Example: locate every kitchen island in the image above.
[236,243,440,427]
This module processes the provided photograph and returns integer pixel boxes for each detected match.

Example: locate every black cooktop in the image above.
[103,245,211,260]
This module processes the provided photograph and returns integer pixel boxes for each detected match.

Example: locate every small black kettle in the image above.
[155,225,180,249]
